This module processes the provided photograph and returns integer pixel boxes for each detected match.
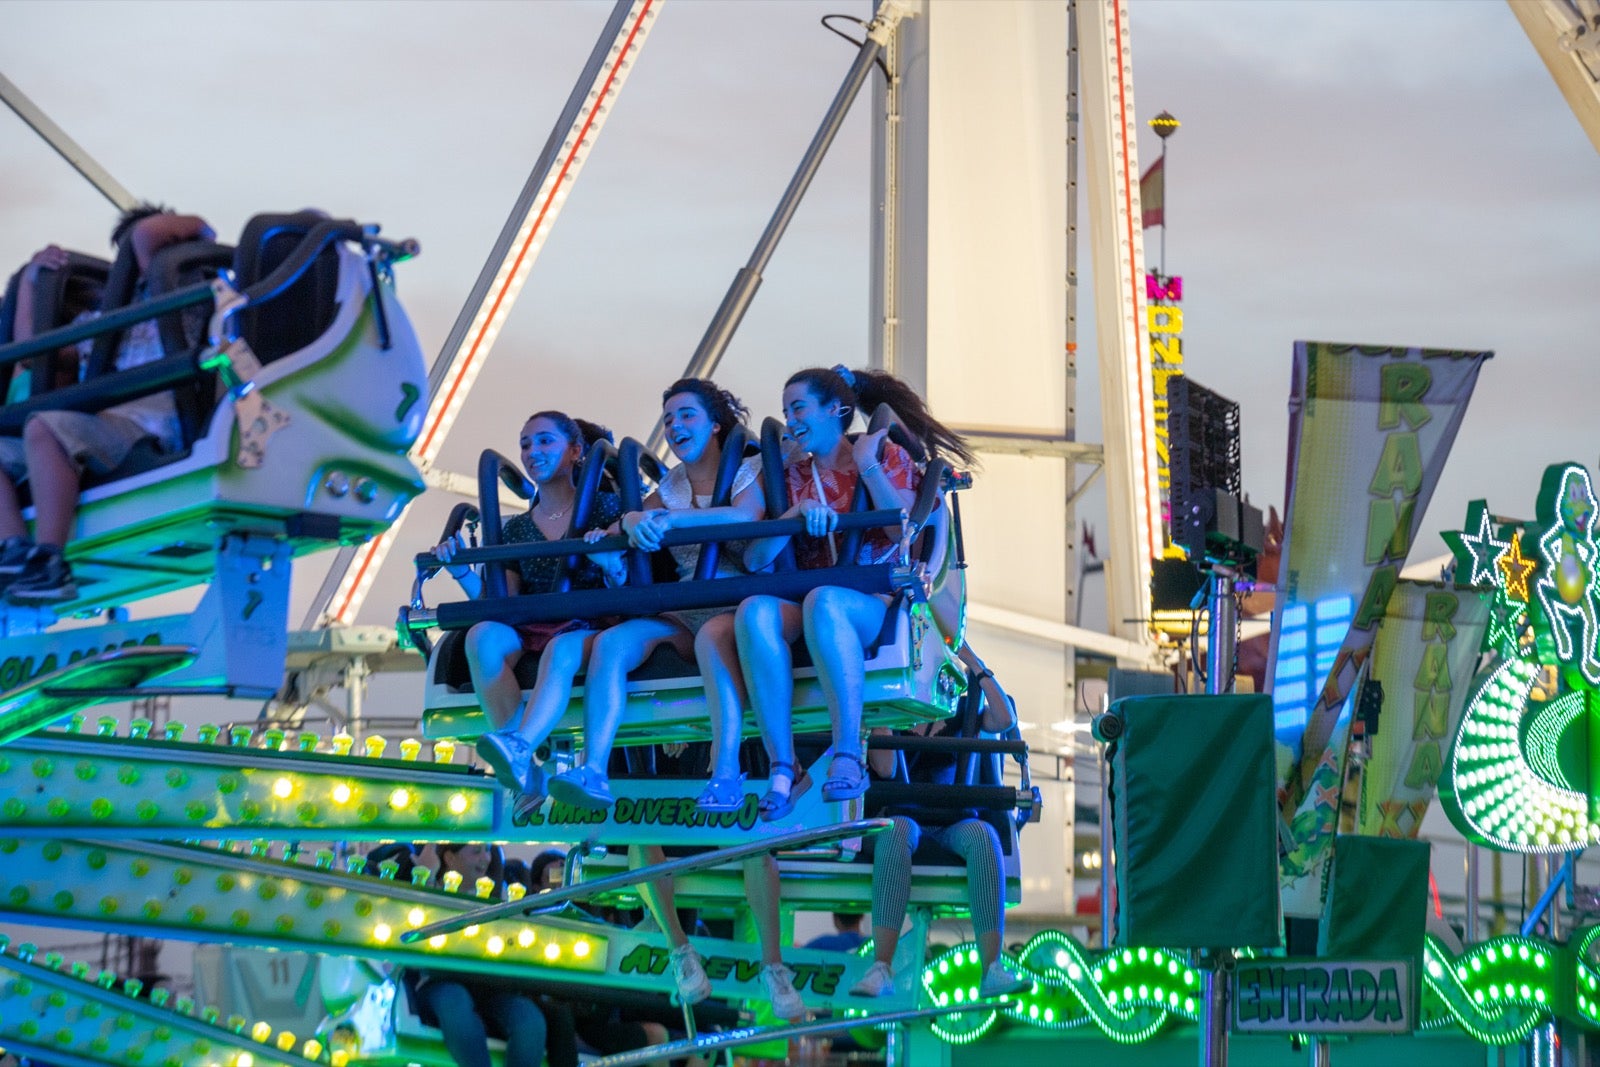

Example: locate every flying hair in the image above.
[851,368,974,465]
[786,366,974,465]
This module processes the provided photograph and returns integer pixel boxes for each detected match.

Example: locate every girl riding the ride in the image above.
[537,379,805,1020]
[738,365,970,819]
[544,377,765,811]
[435,410,624,811]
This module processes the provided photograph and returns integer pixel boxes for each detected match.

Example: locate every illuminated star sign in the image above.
[1498,536,1538,604]
[1444,500,1511,588]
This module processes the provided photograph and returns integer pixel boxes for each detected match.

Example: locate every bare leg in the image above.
[735,595,803,789]
[696,612,746,781]
[580,618,692,775]
[0,469,26,541]
[743,855,783,965]
[802,587,887,777]
[23,417,78,549]
[514,629,596,745]
[631,845,689,946]
[463,621,528,731]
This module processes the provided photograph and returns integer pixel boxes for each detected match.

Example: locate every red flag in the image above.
[1140,155,1164,230]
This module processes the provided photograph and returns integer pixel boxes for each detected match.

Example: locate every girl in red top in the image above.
[740,365,970,816]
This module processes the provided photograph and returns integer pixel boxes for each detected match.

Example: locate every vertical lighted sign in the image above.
[1146,271,1184,558]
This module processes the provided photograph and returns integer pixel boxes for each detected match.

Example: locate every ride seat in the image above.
[232,211,344,364]
[0,212,428,614]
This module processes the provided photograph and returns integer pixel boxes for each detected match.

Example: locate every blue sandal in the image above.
[549,765,615,811]
[758,762,799,822]
[696,773,748,814]
[822,752,869,802]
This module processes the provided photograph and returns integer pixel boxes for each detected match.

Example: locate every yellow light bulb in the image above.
[251,1021,272,1042]
[389,788,411,809]
[236,1054,254,1067]
[517,929,535,948]
[428,935,446,949]
[463,924,480,938]
[448,793,468,815]
[407,908,425,927]
[487,936,505,956]
[331,783,352,804]
[271,778,293,799]
[544,942,561,961]
[573,940,591,959]
[372,923,392,945]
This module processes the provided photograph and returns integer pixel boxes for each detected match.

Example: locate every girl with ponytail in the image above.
[738,365,968,815]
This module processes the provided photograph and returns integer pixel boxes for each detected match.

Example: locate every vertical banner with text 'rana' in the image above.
[1356,581,1490,838]
[1269,342,1490,913]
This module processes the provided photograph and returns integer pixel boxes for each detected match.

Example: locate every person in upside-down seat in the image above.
[0,204,214,604]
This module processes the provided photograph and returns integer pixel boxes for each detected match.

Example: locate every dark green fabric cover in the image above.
[1318,835,1430,959]
[1110,693,1279,948]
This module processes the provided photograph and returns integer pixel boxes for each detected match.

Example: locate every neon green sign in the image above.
[1440,463,1600,852]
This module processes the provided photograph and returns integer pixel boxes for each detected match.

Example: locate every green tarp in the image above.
[1110,693,1279,948]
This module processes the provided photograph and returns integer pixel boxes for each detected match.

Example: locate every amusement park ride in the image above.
[0,1,1598,1066]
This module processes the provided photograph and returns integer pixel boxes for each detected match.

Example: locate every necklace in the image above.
[534,498,571,522]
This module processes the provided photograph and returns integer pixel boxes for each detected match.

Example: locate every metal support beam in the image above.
[1509,0,1600,155]
[305,0,661,629]
[1077,0,1159,648]
[0,72,137,211]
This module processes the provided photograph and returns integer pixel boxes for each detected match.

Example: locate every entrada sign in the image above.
[1233,959,1413,1034]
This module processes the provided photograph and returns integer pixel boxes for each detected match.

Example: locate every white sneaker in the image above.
[979,959,1032,999]
[849,960,895,997]
[670,944,711,1005]
[761,962,806,1021]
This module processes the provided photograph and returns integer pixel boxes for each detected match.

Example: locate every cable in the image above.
[820,14,892,81]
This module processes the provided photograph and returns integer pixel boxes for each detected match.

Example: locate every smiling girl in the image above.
[738,365,970,819]
[436,410,623,811]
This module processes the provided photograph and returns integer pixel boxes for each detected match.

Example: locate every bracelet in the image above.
[448,566,471,580]
[971,667,994,683]
[860,461,882,478]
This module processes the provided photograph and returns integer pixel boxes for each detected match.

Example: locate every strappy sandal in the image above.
[822,751,869,802]
[508,761,548,826]
[548,765,615,810]
[758,761,799,822]
[695,773,748,814]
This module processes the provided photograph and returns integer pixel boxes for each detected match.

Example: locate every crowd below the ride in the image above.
[416,368,1031,1066]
